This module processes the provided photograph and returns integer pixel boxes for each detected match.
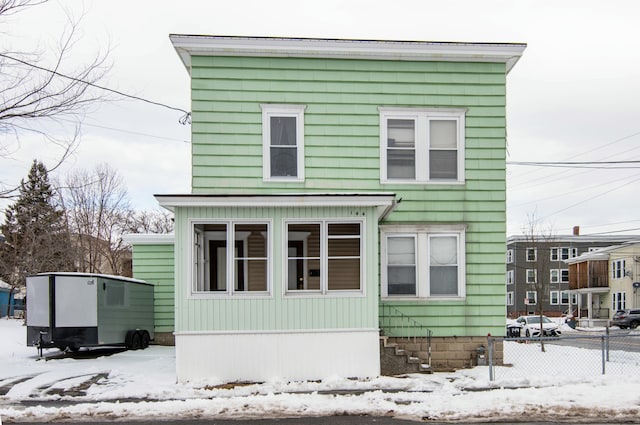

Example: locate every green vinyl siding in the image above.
[185,54,510,337]
[131,243,175,333]
[172,205,380,333]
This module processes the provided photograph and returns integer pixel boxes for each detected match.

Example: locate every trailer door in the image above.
[26,275,51,327]
[55,275,98,327]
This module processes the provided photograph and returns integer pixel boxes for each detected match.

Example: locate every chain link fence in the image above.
[488,330,640,381]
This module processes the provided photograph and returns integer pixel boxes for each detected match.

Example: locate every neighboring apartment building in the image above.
[566,242,640,327]
[128,35,526,383]
[506,228,640,318]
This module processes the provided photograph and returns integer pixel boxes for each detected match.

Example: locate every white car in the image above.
[516,315,561,337]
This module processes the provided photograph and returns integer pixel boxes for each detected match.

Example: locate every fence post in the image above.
[488,336,494,381]
[601,335,606,375]
[605,327,610,362]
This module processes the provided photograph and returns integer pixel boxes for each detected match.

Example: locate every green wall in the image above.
[131,243,175,333]
[187,55,508,337]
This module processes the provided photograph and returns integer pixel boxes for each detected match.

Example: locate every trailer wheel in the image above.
[140,330,150,349]
[125,330,142,350]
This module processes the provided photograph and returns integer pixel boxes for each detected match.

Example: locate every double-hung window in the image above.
[612,259,626,279]
[192,220,270,296]
[382,225,466,299]
[262,104,305,181]
[526,269,537,284]
[285,220,363,294]
[380,108,465,183]
[612,291,626,311]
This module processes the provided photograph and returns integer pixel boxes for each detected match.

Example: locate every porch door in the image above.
[208,240,245,291]
[288,241,304,290]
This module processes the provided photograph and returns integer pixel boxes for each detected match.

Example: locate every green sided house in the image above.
[128,35,525,383]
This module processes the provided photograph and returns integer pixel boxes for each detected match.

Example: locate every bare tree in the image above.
[126,209,174,235]
[58,164,131,276]
[0,0,110,196]
[522,213,557,351]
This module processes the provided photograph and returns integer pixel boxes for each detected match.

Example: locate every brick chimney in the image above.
[573,226,580,236]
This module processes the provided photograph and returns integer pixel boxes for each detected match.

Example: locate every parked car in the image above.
[515,315,561,337]
[611,309,640,329]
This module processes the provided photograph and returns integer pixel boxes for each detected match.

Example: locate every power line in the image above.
[0,53,192,125]
[508,160,640,169]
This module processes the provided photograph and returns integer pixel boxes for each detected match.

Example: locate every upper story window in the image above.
[612,259,626,279]
[507,270,514,285]
[550,247,578,261]
[506,249,514,264]
[261,104,305,181]
[192,220,270,296]
[381,225,466,299]
[379,108,465,184]
[526,247,536,262]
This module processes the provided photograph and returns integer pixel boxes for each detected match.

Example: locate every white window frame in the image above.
[526,269,537,284]
[379,107,466,184]
[526,247,536,262]
[560,291,570,305]
[560,269,569,283]
[261,104,306,182]
[550,269,560,283]
[189,219,272,298]
[283,219,365,296]
[506,291,514,306]
[612,291,626,311]
[506,249,514,264]
[525,291,537,305]
[550,290,559,305]
[381,224,466,300]
[507,269,514,285]
[612,259,626,279]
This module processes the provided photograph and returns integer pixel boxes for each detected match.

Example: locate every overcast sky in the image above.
[2,0,640,237]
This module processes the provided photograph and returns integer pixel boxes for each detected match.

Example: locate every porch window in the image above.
[381,225,466,299]
[192,221,270,295]
[285,220,363,294]
[261,104,305,181]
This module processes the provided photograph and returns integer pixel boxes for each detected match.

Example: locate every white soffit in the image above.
[170,35,526,74]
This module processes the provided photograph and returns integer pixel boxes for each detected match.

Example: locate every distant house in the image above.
[0,279,16,317]
[128,35,526,383]
[506,229,640,318]
[565,242,640,327]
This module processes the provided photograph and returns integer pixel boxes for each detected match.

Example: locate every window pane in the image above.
[429,150,457,179]
[270,146,297,177]
[287,223,320,291]
[388,266,416,295]
[430,236,457,265]
[388,237,415,265]
[328,223,360,236]
[328,238,360,257]
[235,224,268,292]
[430,266,458,296]
[328,258,360,290]
[270,116,296,146]
[387,119,415,147]
[388,149,416,179]
[430,120,457,148]
[430,236,458,296]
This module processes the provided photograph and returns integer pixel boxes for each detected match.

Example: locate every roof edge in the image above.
[169,34,526,73]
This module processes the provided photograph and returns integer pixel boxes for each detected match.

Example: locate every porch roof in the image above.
[155,193,398,220]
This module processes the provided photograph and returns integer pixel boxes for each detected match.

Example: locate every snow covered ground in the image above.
[2,318,640,423]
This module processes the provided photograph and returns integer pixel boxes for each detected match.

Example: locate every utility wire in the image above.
[0,52,192,125]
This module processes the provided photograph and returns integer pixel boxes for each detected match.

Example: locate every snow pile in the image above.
[2,318,640,422]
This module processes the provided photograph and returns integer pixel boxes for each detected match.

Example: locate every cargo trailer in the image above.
[26,273,154,352]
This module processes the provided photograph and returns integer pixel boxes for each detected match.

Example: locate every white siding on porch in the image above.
[175,329,380,383]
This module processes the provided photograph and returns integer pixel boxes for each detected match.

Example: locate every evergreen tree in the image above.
[0,160,74,307]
